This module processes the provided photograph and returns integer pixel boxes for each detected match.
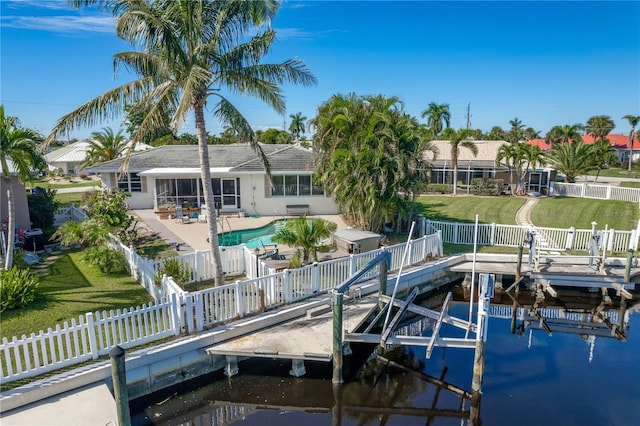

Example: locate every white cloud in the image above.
[2,14,115,33]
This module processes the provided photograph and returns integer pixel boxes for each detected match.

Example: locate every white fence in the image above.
[1,231,443,383]
[1,299,178,383]
[54,205,88,226]
[552,182,640,204]
[424,219,640,253]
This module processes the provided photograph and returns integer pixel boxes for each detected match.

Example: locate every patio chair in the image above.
[198,205,208,223]
[175,206,191,224]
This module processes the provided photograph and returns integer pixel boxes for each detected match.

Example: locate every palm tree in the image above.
[545,124,584,147]
[496,143,519,194]
[0,106,45,269]
[523,127,540,141]
[547,140,593,183]
[585,115,615,144]
[421,102,451,139]
[622,114,640,171]
[589,140,619,182]
[485,126,506,141]
[288,112,307,144]
[272,216,337,266]
[449,129,478,196]
[507,117,525,143]
[48,0,316,286]
[82,127,128,168]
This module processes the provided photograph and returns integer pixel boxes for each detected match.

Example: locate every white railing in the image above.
[1,298,178,383]
[552,182,640,203]
[424,219,639,253]
[54,205,88,225]
[1,231,443,383]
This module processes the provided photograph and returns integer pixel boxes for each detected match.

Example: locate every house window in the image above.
[270,174,323,197]
[117,172,142,192]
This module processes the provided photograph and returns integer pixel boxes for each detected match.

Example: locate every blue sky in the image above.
[1,0,639,141]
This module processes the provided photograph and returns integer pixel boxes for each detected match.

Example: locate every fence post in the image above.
[195,292,204,332]
[170,293,181,336]
[454,223,459,244]
[566,227,575,250]
[235,281,244,318]
[282,270,291,303]
[85,312,99,360]
[194,250,200,282]
[312,262,320,293]
[185,295,195,334]
[606,185,612,200]
[490,223,496,246]
[349,255,357,277]
[581,183,586,198]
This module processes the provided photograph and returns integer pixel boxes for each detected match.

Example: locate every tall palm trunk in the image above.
[4,177,15,269]
[629,129,636,172]
[452,164,458,196]
[194,101,224,285]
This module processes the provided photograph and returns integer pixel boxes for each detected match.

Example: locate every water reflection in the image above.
[131,284,640,426]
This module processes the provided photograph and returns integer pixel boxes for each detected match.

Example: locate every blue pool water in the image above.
[218,221,282,248]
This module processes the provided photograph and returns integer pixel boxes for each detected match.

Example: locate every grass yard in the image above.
[27,178,102,190]
[1,249,153,340]
[54,191,87,206]
[619,181,640,189]
[531,197,639,230]
[414,195,526,225]
[586,167,640,179]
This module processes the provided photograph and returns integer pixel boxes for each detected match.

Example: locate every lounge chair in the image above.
[175,206,191,224]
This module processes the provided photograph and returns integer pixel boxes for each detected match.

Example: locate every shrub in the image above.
[155,257,192,286]
[83,246,128,274]
[424,183,453,194]
[0,267,39,312]
[28,188,60,231]
[470,178,504,196]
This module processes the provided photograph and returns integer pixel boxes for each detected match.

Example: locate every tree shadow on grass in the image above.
[412,201,478,224]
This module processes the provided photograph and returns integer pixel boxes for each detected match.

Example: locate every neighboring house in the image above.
[1,160,33,250]
[45,140,152,177]
[528,134,640,165]
[87,144,339,217]
[423,140,556,194]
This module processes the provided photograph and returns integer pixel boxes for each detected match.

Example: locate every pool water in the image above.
[218,220,283,248]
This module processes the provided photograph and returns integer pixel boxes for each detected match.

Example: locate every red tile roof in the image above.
[526,134,640,150]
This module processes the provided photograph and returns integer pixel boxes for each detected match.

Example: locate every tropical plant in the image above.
[496,143,520,194]
[0,105,46,269]
[545,123,584,147]
[585,115,615,144]
[50,0,316,286]
[622,114,640,171]
[0,267,39,312]
[312,93,431,232]
[82,127,128,168]
[155,257,192,286]
[485,126,506,141]
[271,216,337,266]
[27,188,59,231]
[546,140,593,183]
[448,129,478,196]
[507,117,525,143]
[288,112,307,143]
[83,246,128,274]
[523,127,540,141]
[421,102,451,138]
[589,140,619,182]
[52,218,111,248]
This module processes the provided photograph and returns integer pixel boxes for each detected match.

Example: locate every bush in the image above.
[28,188,60,231]
[155,257,192,286]
[0,267,39,312]
[83,246,128,274]
[470,178,504,196]
[424,183,453,194]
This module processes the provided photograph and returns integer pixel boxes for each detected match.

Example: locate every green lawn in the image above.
[414,195,526,225]
[27,179,102,190]
[54,192,87,206]
[619,181,640,189]
[586,167,640,179]
[1,250,153,340]
[531,197,639,230]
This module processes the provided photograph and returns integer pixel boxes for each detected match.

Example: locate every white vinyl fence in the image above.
[552,182,640,204]
[1,231,443,383]
[424,219,640,253]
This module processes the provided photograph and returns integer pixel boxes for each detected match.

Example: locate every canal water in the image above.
[130,288,640,425]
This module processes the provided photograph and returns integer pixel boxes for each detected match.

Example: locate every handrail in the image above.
[336,251,391,294]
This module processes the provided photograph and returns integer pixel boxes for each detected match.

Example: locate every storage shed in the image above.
[332,228,382,254]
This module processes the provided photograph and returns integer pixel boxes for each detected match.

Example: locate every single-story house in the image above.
[45,140,152,177]
[87,144,339,217]
[424,140,556,194]
[528,133,640,165]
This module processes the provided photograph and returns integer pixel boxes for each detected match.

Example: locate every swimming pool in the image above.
[218,220,284,248]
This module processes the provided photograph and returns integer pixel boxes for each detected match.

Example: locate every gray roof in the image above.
[87,144,315,173]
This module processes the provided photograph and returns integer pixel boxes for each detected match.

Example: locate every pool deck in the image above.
[133,209,352,259]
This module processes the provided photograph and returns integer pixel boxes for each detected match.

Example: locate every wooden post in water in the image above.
[516,244,523,280]
[332,291,344,384]
[332,384,343,426]
[110,346,131,426]
[624,249,633,282]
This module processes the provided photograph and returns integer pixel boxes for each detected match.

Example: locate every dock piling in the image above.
[624,249,633,282]
[109,346,131,426]
[332,291,344,384]
[516,244,523,280]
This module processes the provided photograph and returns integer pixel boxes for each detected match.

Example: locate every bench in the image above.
[286,204,309,216]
